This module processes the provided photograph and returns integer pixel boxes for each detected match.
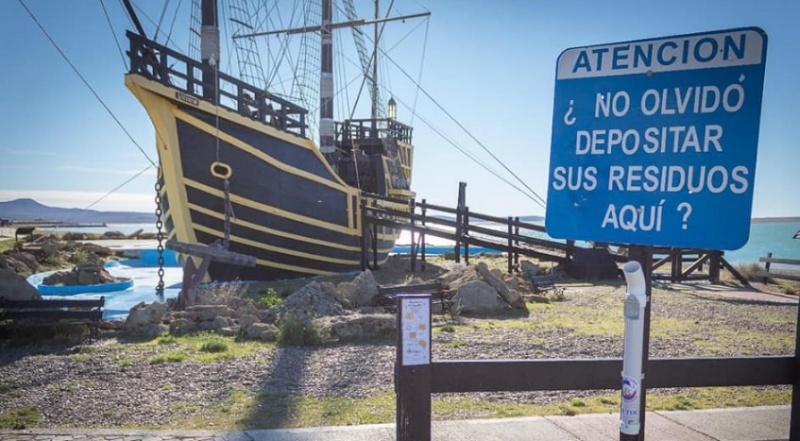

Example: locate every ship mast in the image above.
[320,0,335,158]
[371,0,379,122]
[200,0,220,103]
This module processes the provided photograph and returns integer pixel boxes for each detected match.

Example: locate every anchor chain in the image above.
[154,180,165,296]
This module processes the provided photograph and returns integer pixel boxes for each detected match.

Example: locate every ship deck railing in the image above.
[336,118,413,145]
[127,31,308,137]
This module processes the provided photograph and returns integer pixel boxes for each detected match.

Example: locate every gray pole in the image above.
[200,0,219,103]
[319,0,336,159]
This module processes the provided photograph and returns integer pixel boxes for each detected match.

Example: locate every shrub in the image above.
[258,288,283,308]
[277,312,322,346]
[440,325,456,333]
[68,249,88,265]
[735,263,764,282]
[150,352,187,364]
[200,339,228,353]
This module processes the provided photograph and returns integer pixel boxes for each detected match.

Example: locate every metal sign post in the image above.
[546,27,768,441]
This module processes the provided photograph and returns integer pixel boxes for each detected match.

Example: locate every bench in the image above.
[0,297,105,340]
[15,226,35,242]
[376,282,454,317]
[528,274,565,298]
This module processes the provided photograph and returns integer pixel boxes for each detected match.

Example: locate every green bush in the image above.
[200,339,228,353]
[735,263,764,281]
[68,249,88,265]
[258,288,283,308]
[277,313,322,346]
[150,352,187,364]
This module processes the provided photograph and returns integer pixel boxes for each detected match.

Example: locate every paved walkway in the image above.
[0,406,790,440]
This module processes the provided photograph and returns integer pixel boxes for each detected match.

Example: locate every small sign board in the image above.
[399,295,431,366]
[546,27,768,250]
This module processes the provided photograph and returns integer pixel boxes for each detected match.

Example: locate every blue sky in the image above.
[0,0,798,219]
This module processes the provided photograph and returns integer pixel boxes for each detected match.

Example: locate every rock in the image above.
[185,305,234,322]
[439,265,481,289]
[245,322,278,341]
[239,314,259,330]
[476,262,523,308]
[451,280,507,314]
[327,314,396,340]
[0,254,34,274]
[0,268,42,300]
[123,302,169,336]
[268,281,345,322]
[40,241,58,258]
[78,243,113,257]
[527,294,551,304]
[211,316,235,332]
[103,231,126,239]
[169,318,195,336]
[338,270,378,306]
[42,258,119,286]
[62,232,88,241]
[520,260,542,277]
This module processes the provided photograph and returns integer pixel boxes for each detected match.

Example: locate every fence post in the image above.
[514,217,521,269]
[396,294,432,441]
[463,206,470,265]
[507,216,514,274]
[421,199,427,271]
[764,252,772,284]
[410,198,417,273]
[709,251,721,284]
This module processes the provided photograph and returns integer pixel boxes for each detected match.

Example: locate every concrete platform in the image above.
[1,406,791,441]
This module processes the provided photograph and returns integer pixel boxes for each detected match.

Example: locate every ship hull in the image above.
[127,75,403,281]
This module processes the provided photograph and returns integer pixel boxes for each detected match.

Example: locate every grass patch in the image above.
[150,351,188,364]
[181,390,396,430]
[446,340,467,348]
[200,339,229,354]
[0,406,40,429]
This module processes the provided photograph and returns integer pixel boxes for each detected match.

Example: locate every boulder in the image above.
[245,322,279,341]
[103,230,126,239]
[327,313,396,340]
[123,301,169,337]
[476,262,523,308]
[267,281,345,322]
[451,280,507,314]
[185,305,234,322]
[336,270,378,306]
[0,268,42,301]
[79,243,113,257]
[62,232,88,241]
[520,260,542,277]
[169,318,195,336]
[439,265,481,289]
[0,254,34,274]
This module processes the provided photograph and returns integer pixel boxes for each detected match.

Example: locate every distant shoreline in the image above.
[751,217,800,223]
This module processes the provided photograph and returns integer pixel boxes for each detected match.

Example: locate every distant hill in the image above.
[0,198,155,224]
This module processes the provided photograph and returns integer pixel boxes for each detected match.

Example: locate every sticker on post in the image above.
[622,376,639,401]
[401,298,431,366]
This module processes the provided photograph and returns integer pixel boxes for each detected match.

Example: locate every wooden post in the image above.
[764,252,772,284]
[396,294,432,441]
[507,216,513,274]
[410,198,417,273]
[360,200,368,271]
[709,251,721,284]
[514,217,521,269]
[671,248,680,283]
[421,199,427,271]
[624,245,653,441]
[371,200,379,269]
[463,206,470,265]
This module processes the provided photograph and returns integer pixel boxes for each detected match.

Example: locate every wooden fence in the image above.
[759,253,800,283]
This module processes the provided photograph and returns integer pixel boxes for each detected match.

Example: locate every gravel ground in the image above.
[0,277,796,430]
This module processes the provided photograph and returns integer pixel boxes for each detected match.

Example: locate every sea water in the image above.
[69,221,799,266]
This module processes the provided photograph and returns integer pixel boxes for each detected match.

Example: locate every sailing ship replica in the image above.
[123,0,426,281]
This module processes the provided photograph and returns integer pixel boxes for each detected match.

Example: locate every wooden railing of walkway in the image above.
[360,191,580,274]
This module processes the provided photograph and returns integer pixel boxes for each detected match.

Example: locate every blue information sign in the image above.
[546,27,768,250]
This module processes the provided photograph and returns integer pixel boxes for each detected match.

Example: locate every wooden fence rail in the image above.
[760,253,800,282]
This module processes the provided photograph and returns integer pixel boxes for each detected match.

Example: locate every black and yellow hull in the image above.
[126,75,407,281]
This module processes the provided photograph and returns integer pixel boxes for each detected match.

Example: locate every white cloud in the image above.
[0,190,156,213]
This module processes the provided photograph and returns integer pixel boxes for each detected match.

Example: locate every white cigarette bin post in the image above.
[620,261,647,439]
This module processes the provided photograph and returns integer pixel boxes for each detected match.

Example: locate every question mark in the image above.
[677,202,692,230]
